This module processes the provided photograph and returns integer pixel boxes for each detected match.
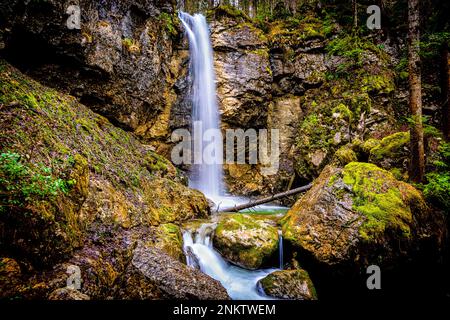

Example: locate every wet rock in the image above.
[214,214,279,269]
[0,257,22,299]
[0,0,183,141]
[145,178,210,225]
[258,269,317,300]
[282,163,446,270]
[154,223,185,262]
[48,288,90,300]
[211,21,272,128]
[0,61,207,269]
[125,244,230,299]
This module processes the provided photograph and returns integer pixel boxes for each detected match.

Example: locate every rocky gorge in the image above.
[0,0,449,301]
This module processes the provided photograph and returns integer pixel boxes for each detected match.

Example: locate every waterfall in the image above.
[179,11,223,199]
[178,11,285,300]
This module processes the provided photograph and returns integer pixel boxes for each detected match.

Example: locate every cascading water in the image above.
[179,11,285,300]
[182,224,276,300]
[178,11,223,200]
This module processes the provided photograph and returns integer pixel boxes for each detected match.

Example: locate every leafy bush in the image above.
[0,151,74,210]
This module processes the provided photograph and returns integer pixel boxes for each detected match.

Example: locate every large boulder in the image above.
[282,162,445,270]
[258,269,317,300]
[0,225,230,300]
[121,244,230,300]
[214,214,279,269]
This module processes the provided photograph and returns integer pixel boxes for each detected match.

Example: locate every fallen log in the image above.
[218,183,312,213]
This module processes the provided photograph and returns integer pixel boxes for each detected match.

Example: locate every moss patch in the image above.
[340,162,425,241]
[154,223,184,262]
[369,131,410,161]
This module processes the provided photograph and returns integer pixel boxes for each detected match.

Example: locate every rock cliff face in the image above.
[0,0,184,147]
[0,2,402,198]
[208,10,399,197]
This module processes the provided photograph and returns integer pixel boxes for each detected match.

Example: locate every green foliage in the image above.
[159,12,178,37]
[210,5,251,22]
[419,32,450,59]
[0,151,74,209]
[423,142,450,214]
[394,56,409,81]
[326,33,387,68]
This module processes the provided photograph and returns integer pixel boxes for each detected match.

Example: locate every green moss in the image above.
[332,103,353,121]
[210,5,251,22]
[334,145,358,165]
[122,38,140,53]
[340,162,423,241]
[215,214,279,269]
[159,12,178,37]
[0,60,184,265]
[361,74,395,94]
[266,14,336,48]
[369,131,410,160]
[361,138,381,154]
[326,33,388,65]
[155,223,184,261]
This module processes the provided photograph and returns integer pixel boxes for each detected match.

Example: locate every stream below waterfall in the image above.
[182,209,284,300]
[179,11,287,300]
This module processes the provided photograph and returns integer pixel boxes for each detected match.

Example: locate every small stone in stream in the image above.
[258,269,317,300]
[185,246,201,270]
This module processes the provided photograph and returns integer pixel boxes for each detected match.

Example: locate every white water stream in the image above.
[182,223,277,300]
[179,11,285,300]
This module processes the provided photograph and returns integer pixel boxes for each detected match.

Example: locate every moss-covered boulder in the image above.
[0,61,208,267]
[282,162,445,270]
[258,269,317,300]
[214,214,279,269]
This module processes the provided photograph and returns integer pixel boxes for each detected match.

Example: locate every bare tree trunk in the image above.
[442,43,450,139]
[217,183,312,212]
[408,0,425,182]
[352,0,358,30]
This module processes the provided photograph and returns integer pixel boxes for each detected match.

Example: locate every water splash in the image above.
[179,11,223,199]
[182,223,276,300]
